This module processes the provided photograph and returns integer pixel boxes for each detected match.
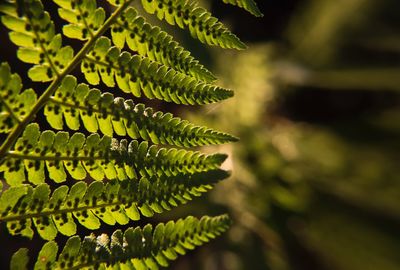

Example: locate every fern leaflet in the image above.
[10,248,29,270]
[54,0,106,40]
[221,0,263,17]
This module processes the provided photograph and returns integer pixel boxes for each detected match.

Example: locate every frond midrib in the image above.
[0,198,122,222]
[0,97,22,123]
[7,151,107,161]
[0,173,217,223]
[62,223,224,270]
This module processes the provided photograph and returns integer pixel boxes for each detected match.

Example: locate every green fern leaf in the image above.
[0,123,229,184]
[221,0,263,17]
[34,241,58,270]
[44,75,236,147]
[53,0,106,40]
[0,62,37,133]
[135,0,246,49]
[20,215,230,269]
[111,7,215,82]
[0,170,229,239]
[0,0,74,81]
[10,248,29,270]
[0,185,32,238]
[81,36,233,104]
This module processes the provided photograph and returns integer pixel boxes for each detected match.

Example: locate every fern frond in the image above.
[81,37,233,104]
[0,62,37,133]
[136,0,246,49]
[0,123,229,185]
[53,0,106,40]
[16,215,230,269]
[44,75,237,147]
[0,0,74,81]
[0,171,229,240]
[111,7,215,82]
[221,0,263,17]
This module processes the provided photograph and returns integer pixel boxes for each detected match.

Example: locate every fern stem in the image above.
[0,1,132,160]
[0,199,127,222]
[0,98,22,123]
[49,97,107,114]
[6,152,105,161]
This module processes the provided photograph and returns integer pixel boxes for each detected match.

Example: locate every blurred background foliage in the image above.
[166,0,400,269]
